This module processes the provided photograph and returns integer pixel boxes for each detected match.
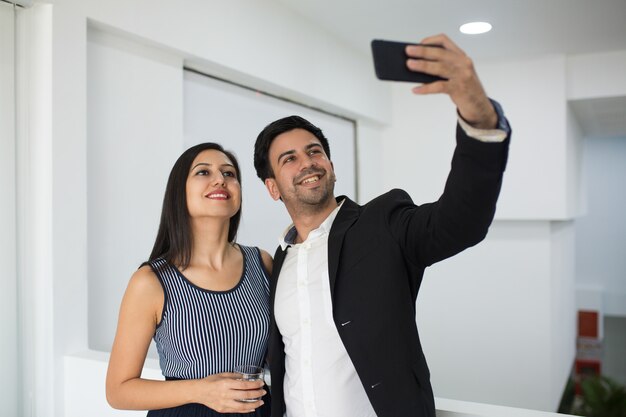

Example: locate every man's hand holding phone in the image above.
[372,34,497,129]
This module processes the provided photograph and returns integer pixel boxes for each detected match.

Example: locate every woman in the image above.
[106,143,272,416]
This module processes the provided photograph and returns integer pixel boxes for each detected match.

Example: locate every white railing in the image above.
[436,397,576,417]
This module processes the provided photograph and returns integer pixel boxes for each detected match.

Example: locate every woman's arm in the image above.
[105,266,266,412]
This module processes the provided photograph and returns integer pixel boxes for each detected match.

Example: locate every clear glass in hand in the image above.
[234,365,264,403]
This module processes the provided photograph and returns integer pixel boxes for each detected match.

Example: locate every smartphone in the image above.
[371,39,445,83]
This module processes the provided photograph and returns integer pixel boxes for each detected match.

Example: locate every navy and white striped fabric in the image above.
[150,245,270,379]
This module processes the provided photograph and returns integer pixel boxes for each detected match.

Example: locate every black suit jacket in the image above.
[268,124,511,417]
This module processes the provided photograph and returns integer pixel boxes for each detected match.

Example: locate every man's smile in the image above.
[300,175,320,185]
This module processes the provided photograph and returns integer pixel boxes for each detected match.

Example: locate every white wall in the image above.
[472,56,574,220]
[575,137,626,316]
[0,3,19,416]
[419,221,551,408]
[381,55,578,220]
[567,50,626,100]
[548,221,576,405]
[566,49,626,318]
[356,119,385,202]
[417,221,576,411]
[86,27,184,354]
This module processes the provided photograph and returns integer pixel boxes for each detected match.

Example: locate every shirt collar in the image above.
[279,199,345,250]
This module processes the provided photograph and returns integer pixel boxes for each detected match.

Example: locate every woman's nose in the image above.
[212,172,225,186]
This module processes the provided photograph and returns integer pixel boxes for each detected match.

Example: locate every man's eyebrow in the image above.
[277,149,295,164]
[305,143,323,151]
[277,143,323,164]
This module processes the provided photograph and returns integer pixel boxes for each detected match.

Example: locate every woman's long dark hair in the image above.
[148,142,242,269]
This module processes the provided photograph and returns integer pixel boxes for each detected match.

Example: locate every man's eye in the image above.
[284,156,294,164]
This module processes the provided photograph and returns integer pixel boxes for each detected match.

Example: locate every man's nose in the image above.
[300,154,317,170]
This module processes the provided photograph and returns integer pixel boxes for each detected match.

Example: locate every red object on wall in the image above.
[575,359,601,376]
[574,310,602,396]
[578,310,599,338]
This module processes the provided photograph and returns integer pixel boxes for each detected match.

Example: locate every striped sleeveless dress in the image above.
[147,245,271,417]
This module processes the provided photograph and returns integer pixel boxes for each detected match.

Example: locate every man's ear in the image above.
[264,178,282,201]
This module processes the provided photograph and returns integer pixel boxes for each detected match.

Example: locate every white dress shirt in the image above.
[274,201,377,417]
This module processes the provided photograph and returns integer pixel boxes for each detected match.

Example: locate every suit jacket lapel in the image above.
[328,196,359,299]
[270,246,288,311]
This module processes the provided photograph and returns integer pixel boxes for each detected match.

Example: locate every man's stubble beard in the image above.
[285,171,337,217]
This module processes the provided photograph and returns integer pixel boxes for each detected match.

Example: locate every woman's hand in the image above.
[195,372,266,413]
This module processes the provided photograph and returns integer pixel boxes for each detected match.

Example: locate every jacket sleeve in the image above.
[384,119,511,268]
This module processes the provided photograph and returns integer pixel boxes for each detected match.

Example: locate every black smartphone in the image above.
[371,39,445,83]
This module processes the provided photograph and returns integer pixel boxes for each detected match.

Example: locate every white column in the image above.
[0,3,19,417]
[16,4,55,416]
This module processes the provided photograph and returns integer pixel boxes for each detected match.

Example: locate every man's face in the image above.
[264,128,336,213]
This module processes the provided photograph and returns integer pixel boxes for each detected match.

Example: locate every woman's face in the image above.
[185,149,241,221]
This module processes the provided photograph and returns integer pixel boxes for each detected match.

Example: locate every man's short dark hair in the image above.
[254,115,331,181]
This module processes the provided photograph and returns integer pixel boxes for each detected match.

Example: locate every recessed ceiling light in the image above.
[459,21,492,35]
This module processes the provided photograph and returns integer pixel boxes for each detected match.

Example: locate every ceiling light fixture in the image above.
[459,21,492,35]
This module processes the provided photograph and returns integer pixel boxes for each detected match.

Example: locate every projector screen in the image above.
[183,70,357,253]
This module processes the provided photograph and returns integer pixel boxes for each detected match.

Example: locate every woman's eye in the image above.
[222,171,236,178]
[196,169,209,176]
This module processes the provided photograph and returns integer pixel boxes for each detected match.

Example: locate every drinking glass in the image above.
[234,365,264,403]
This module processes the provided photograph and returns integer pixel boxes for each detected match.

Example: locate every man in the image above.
[253,34,511,417]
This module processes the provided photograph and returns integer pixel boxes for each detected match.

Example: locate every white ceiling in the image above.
[274,0,626,137]
[274,0,626,60]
